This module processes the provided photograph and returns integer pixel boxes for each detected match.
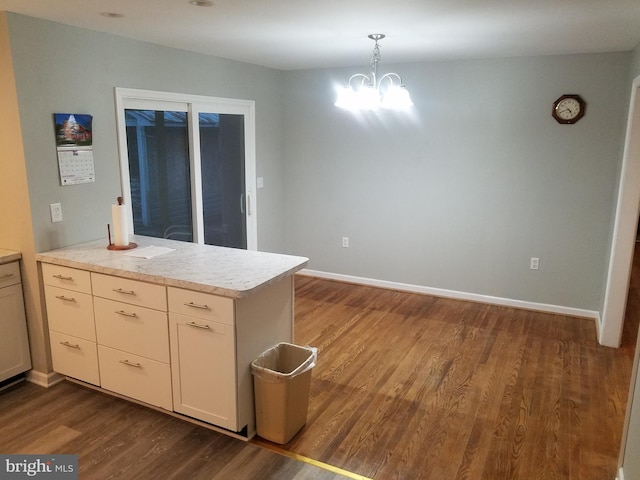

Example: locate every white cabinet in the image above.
[92,273,172,410]
[169,289,237,430]
[0,261,31,382]
[42,263,99,386]
[168,277,294,437]
[40,259,296,439]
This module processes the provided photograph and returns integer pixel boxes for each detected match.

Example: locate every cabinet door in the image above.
[0,284,31,381]
[169,313,238,431]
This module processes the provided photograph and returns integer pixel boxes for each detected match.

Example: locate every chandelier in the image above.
[335,34,413,111]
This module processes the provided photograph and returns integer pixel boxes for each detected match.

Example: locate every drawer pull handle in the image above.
[184,302,209,310]
[55,295,76,302]
[0,273,14,280]
[187,321,210,330]
[60,341,80,349]
[120,359,142,368]
[115,310,137,318]
[113,288,135,295]
[52,274,73,281]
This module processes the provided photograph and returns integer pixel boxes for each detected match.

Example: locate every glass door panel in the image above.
[199,113,246,249]
[116,88,257,250]
[125,109,193,241]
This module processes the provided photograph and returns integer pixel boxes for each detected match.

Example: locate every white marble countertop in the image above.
[0,249,21,265]
[36,236,308,298]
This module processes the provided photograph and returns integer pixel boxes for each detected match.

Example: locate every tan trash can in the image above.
[251,342,318,444]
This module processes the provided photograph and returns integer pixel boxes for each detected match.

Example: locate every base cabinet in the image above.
[98,345,172,410]
[42,263,99,385]
[41,261,295,439]
[0,261,31,382]
[169,313,237,430]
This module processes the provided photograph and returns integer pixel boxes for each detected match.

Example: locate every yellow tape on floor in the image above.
[252,439,373,480]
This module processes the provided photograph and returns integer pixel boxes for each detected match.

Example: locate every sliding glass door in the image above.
[115,88,257,250]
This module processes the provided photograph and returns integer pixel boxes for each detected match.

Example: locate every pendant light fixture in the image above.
[335,34,413,112]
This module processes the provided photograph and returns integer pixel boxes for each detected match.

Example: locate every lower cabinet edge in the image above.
[64,378,254,440]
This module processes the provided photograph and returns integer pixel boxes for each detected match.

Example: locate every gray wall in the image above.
[5,12,635,316]
[7,13,286,254]
[282,53,630,311]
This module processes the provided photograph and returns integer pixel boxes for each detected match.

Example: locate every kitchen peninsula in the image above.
[36,235,308,439]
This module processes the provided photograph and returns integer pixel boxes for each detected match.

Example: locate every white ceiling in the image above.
[1,0,639,71]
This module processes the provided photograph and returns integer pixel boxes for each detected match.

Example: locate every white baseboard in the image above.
[26,370,65,388]
[299,269,600,321]
[618,466,625,480]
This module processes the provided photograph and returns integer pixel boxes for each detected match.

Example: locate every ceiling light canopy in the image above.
[335,34,413,112]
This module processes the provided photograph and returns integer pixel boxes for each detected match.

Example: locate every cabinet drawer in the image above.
[42,263,91,294]
[92,273,166,311]
[45,285,95,340]
[168,287,234,326]
[98,345,172,411]
[0,262,20,288]
[49,331,99,386]
[94,297,169,363]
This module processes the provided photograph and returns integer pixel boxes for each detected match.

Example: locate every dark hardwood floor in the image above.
[1,253,638,479]
[0,380,356,479]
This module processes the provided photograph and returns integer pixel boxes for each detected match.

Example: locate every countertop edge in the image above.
[0,250,22,265]
[36,250,309,298]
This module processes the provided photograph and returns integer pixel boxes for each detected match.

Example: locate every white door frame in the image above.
[601,75,640,347]
[114,87,257,250]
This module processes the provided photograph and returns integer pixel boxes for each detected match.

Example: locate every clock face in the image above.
[552,94,585,124]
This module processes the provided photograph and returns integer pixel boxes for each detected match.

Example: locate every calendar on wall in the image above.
[53,113,95,186]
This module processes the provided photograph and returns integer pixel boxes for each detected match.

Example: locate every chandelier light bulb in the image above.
[335,34,412,112]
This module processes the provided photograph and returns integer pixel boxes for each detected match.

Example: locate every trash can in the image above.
[251,342,318,444]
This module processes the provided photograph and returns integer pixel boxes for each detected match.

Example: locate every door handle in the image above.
[184,301,209,310]
[186,321,211,330]
[52,274,73,281]
[119,359,142,368]
[113,288,135,295]
[55,295,76,302]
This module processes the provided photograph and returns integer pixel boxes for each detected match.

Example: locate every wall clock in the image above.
[552,94,585,124]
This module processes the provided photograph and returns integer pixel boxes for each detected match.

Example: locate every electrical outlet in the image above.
[530,257,539,270]
[342,237,349,248]
[50,203,63,223]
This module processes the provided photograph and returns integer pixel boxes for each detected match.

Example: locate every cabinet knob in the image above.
[115,310,138,318]
[0,273,15,280]
[60,341,80,349]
